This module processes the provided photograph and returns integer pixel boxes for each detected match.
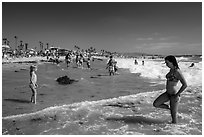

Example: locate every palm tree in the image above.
[39,41,42,51]
[3,38,7,45]
[19,40,23,50]
[46,43,49,50]
[14,36,18,50]
[25,43,28,51]
[41,43,44,51]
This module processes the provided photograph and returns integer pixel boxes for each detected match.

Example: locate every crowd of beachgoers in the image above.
[1,46,129,67]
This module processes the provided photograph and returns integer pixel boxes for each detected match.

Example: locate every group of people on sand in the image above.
[75,53,86,68]
[29,55,187,124]
[49,50,92,69]
[71,52,92,69]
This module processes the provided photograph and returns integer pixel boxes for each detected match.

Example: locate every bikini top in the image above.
[166,71,179,82]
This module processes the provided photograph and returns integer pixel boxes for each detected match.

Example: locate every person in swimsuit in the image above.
[65,53,72,67]
[86,55,91,69]
[134,59,138,65]
[106,55,116,76]
[29,65,38,104]
[153,55,187,123]
[75,53,79,67]
[78,53,84,68]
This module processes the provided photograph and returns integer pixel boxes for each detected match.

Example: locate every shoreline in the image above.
[2,56,166,117]
[2,56,202,135]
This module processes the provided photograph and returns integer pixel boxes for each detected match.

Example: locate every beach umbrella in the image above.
[2,45,10,49]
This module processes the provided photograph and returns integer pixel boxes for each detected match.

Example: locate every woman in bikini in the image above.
[153,55,187,123]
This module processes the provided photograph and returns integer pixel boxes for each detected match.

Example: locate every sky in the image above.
[2,2,202,55]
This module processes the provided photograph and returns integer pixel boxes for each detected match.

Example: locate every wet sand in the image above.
[2,57,202,135]
[2,57,165,117]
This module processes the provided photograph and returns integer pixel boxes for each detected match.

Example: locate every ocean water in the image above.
[116,57,202,87]
[2,57,202,135]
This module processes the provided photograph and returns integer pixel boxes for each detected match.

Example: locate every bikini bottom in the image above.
[166,92,180,102]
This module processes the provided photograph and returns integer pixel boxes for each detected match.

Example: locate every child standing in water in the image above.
[29,65,38,104]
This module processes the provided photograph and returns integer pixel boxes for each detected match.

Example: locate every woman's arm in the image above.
[176,70,187,96]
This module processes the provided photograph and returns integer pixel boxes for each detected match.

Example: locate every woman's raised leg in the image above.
[153,92,170,109]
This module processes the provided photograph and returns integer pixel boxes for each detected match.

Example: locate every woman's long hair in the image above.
[165,55,179,69]
[30,65,36,76]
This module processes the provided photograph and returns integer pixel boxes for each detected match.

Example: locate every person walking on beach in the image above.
[78,53,84,68]
[29,65,38,104]
[106,55,117,75]
[65,53,72,67]
[153,55,187,123]
[142,60,144,65]
[75,53,80,67]
[134,59,138,65]
[86,55,91,69]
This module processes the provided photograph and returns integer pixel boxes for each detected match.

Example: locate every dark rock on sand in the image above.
[106,115,166,124]
[20,68,27,70]
[56,75,78,85]
[196,95,202,100]
[90,76,98,78]
[104,102,135,108]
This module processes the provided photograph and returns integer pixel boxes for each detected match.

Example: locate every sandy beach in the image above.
[2,2,201,135]
[2,56,202,135]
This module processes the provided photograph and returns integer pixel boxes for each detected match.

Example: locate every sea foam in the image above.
[115,58,202,87]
